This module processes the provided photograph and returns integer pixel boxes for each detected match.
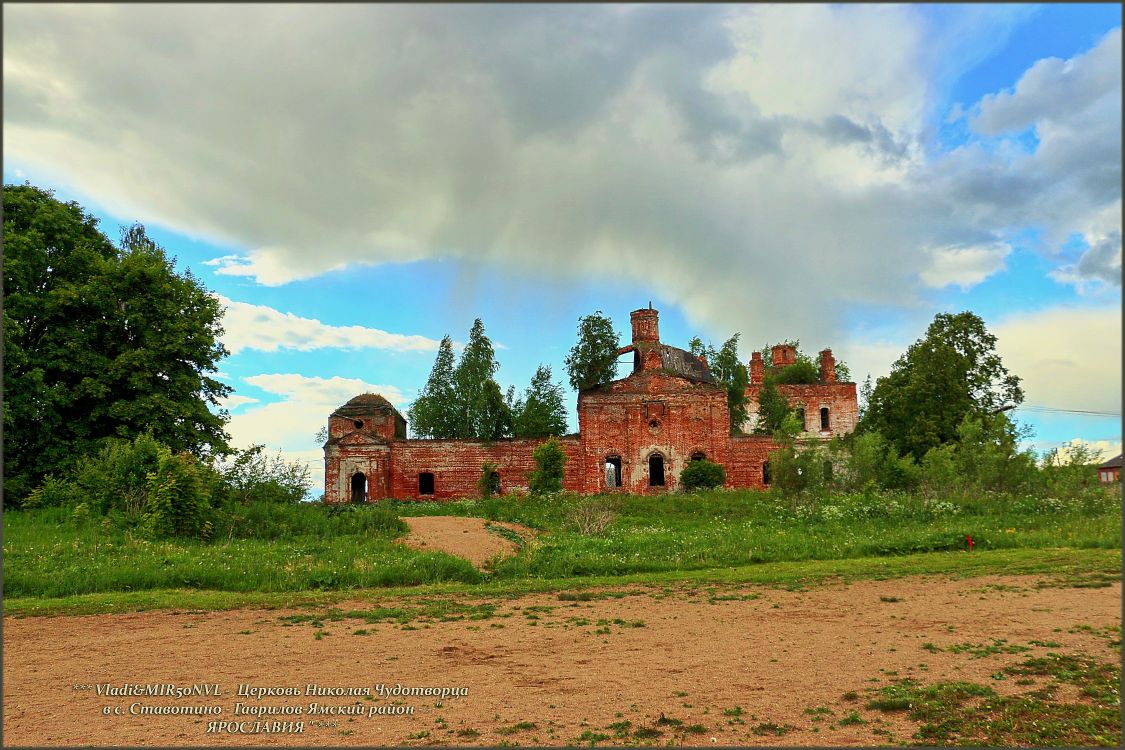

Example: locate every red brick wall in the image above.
[578,372,731,494]
[329,411,398,442]
[727,436,775,489]
[324,443,391,504]
[386,437,584,501]
[744,382,858,437]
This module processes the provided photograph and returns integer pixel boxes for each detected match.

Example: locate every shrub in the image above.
[529,437,568,494]
[679,459,726,490]
[772,358,821,384]
[140,450,214,539]
[837,431,917,491]
[566,496,618,534]
[23,475,74,509]
[74,432,167,517]
[478,462,501,500]
[213,444,310,505]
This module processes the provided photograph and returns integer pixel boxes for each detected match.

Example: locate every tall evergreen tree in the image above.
[453,318,505,439]
[478,379,514,441]
[514,364,569,438]
[408,335,458,438]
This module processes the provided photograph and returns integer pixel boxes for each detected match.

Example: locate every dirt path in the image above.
[3,575,1119,747]
[397,516,533,568]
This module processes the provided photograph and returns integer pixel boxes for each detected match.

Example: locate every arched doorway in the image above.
[648,453,665,487]
[605,456,622,489]
[351,472,367,503]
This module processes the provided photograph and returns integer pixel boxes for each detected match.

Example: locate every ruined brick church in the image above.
[324,306,857,502]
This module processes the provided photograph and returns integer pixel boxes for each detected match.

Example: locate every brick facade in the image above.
[324,307,859,502]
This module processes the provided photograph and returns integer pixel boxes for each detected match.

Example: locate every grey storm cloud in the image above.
[3,4,1121,347]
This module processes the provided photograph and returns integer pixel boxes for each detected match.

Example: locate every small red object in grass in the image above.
[966,534,974,551]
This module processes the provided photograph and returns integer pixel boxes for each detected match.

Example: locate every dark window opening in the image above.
[796,408,805,429]
[353,419,364,429]
[690,452,706,462]
[350,472,367,503]
[605,456,622,488]
[820,407,830,430]
[649,454,665,487]
[649,420,660,429]
[418,472,435,495]
[762,461,771,486]
[488,471,501,494]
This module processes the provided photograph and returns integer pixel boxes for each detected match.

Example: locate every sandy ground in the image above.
[397,517,532,568]
[4,572,1120,747]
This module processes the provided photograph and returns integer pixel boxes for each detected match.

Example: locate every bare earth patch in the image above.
[397,516,533,568]
[3,574,1119,747]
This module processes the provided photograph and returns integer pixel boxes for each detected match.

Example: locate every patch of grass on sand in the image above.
[861,652,1121,746]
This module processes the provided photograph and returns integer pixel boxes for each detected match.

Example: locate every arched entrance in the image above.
[351,472,367,503]
[648,453,665,487]
[605,456,622,489]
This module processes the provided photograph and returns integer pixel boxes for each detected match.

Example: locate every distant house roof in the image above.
[332,393,400,418]
[1098,453,1123,469]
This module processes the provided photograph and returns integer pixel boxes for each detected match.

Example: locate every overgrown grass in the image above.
[3,486,1119,602]
[405,487,1120,579]
[5,547,1119,617]
[3,503,478,597]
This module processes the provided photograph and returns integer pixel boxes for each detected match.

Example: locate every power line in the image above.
[1014,404,1122,417]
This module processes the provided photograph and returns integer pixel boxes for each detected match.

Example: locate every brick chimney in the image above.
[749,351,765,384]
[771,344,796,368]
[819,348,837,383]
[630,306,660,345]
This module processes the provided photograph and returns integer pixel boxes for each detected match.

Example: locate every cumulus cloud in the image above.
[919,242,1011,290]
[243,374,407,408]
[992,305,1121,414]
[972,28,1121,136]
[216,394,259,410]
[2,5,1119,342]
[216,295,441,355]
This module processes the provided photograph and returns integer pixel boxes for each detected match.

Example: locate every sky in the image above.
[4,3,1121,495]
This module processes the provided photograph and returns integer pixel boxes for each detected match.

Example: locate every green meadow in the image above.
[4,486,1120,612]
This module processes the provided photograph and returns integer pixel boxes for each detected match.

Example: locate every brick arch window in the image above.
[820,407,830,430]
[690,451,706,462]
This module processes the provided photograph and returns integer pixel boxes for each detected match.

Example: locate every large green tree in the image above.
[565,311,620,391]
[407,335,458,438]
[858,311,1024,460]
[513,364,569,438]
[3,184,231,502]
